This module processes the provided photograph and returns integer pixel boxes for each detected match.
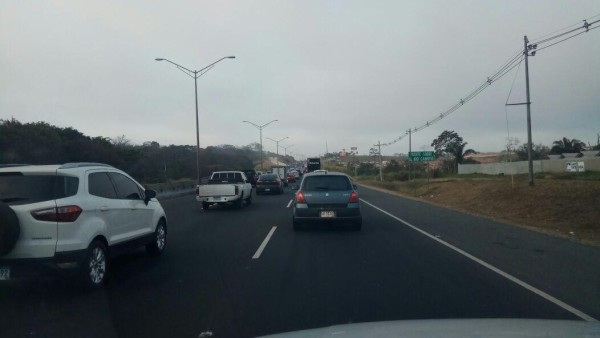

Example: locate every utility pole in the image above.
[506,36,536,186]
[377,140,383,181]
[524,35,535,187]
[408,129,412,181]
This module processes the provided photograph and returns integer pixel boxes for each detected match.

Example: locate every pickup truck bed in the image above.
[196,171,252,210]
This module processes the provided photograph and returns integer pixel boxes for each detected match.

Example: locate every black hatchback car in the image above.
[292,171,362,231]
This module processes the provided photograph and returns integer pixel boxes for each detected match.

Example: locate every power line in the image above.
[381,53,524,146]
[536,25,599,53]
[531,18,599,47]
[530,19,589,42]
[380,14,599,148]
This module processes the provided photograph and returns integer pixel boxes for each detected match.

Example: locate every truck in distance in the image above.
[271,165,289,187]
[306,157,321,173]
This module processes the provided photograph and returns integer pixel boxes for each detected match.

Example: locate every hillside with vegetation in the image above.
[0,118,292,183]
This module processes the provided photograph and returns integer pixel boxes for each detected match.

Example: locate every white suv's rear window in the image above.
[0,173,78,205]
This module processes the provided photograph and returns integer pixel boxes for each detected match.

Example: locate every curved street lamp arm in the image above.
[175,65,196,79]
[261,119,278,129]
[196,56,235,74]
[197,64,215,78]
[267,136,289,143]
[243,120,260,129]
[155,58,193,73]
[243,119,278,129]
[156,56,234,79]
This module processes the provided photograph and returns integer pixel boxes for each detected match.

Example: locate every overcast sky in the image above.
[2,0,599,158]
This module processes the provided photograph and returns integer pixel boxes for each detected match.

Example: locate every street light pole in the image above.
[155,56,235,185]
[267,136,289,165]
[243,120,278,170]
[282,144,294,157]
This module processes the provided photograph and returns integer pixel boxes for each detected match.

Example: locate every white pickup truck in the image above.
[196,171,253,210]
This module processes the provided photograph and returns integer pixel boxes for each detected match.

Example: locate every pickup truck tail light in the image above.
[349,191,359,203]
[195,186,199,195]
[235,186,239,195]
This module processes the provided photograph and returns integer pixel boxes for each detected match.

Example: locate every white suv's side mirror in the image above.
[144,189,157,205]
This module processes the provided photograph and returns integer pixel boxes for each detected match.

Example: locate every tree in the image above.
[383,159,401,173]
[431,130,462,156]
[431,130,475,172]
[357,162,377,176]
[589,133,600,151]
[550,137,586,154]
[515,143,550,161]
[1,118,256,183]
[111,135,131,148]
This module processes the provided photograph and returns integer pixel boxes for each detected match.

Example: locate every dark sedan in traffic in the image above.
[292,171,362,230]
[256,174,284,195]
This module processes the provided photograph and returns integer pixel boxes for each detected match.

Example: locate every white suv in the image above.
[0,163,167,288]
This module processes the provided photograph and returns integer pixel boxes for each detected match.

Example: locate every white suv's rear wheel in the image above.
[80,241,107,289]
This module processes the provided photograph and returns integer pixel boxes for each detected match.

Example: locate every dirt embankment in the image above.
[361,174,600,246]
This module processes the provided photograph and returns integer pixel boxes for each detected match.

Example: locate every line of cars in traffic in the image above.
[239,166,364,231]
[217,167,363,231]
[1,162,363,289]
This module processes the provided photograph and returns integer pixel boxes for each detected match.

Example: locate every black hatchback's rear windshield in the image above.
[0,173,79,205]
[302,176,351,191]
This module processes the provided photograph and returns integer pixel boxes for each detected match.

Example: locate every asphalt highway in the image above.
[1,185,599,337]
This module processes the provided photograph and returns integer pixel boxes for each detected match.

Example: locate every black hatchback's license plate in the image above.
[320,211,335,218]
[0,266,10,281]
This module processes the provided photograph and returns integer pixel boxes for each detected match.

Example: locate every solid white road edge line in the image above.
[252,226,277,259]
[286,199,294,208]
[360,198,598,322]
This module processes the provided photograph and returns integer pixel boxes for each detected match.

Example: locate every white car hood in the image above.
[258,319,600,338]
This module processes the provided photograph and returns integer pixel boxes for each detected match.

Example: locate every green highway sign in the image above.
[409,151,435,162]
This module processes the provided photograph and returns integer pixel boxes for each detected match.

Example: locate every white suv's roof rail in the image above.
[59,163,114,169]
[0,164,30,168]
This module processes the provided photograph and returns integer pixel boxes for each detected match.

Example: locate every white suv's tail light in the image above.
[31,205,83,222]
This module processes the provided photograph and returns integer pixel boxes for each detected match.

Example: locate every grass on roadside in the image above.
[355,171,600,246]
